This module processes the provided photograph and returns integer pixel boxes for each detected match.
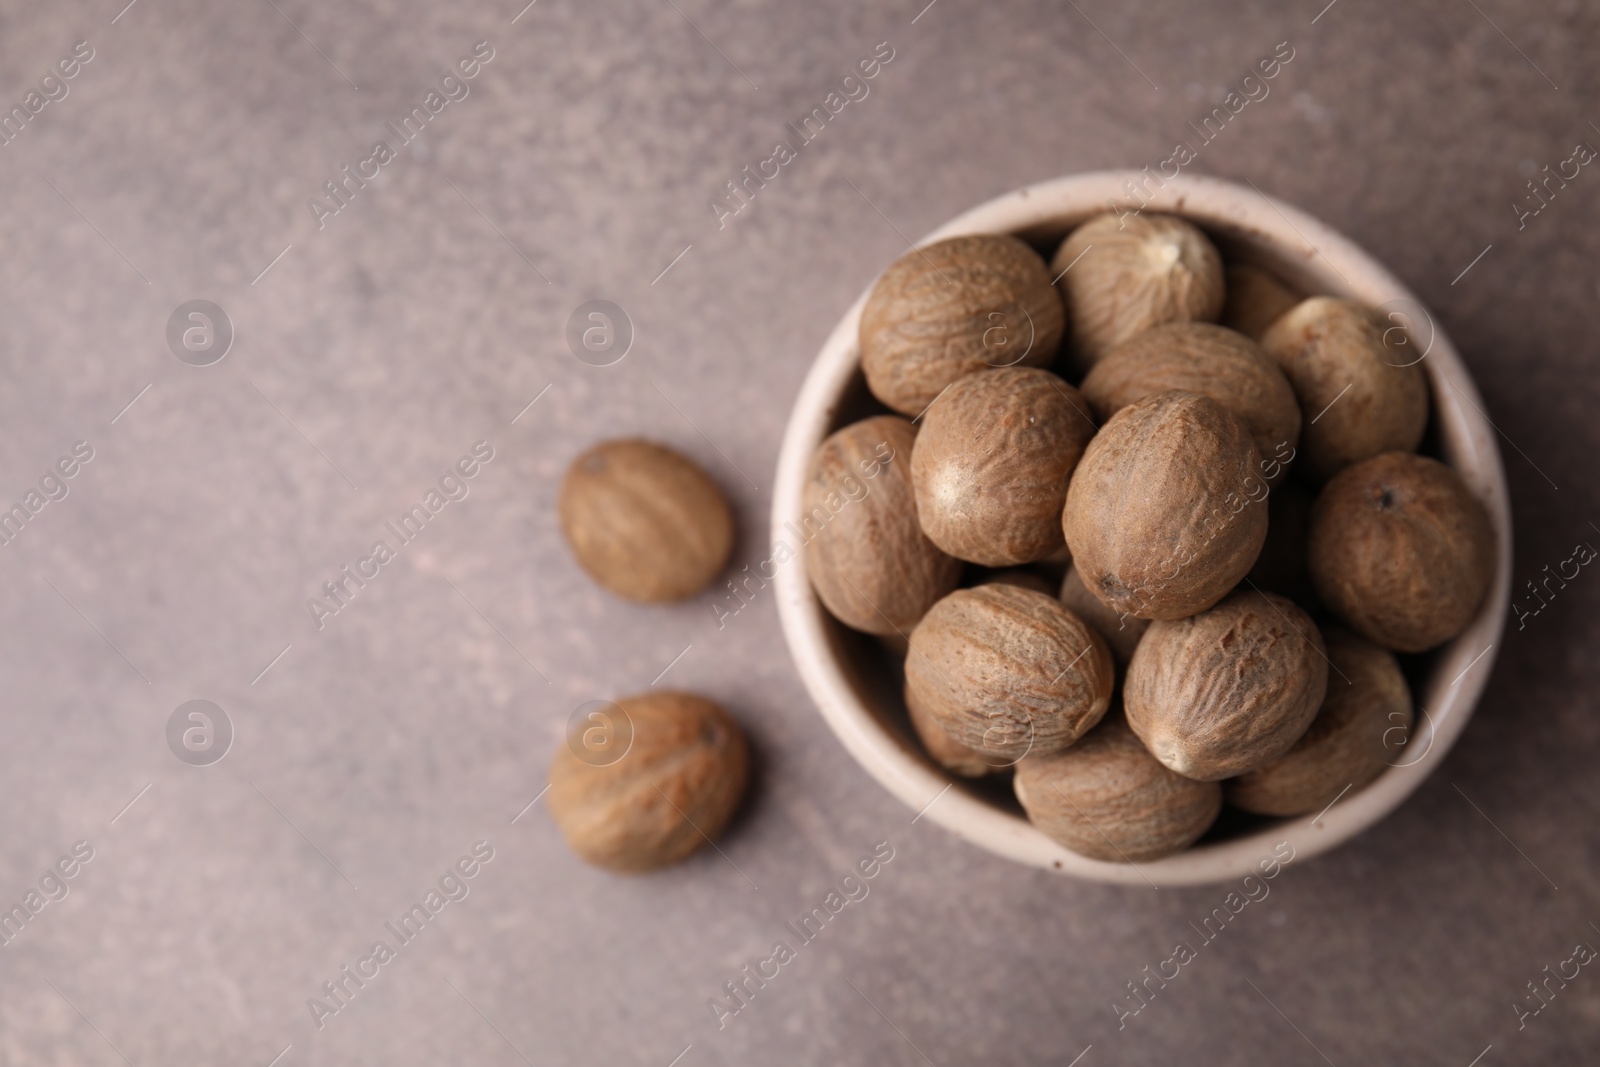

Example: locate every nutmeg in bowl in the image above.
[773,172,1511,886]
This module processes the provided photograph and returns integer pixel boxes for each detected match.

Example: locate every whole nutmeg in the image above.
[1058,563,1148,666]
[860,234,1065,416]
[1227,629,1413,816]
[905,584,1114,763]
[1080,322,1301,481]
[1308,451,1495,652]
[912,367,1096,566]
[1125,590,1329,781]
[1062,391,1268,620]
[559,439,733,603]
[1261,297,1429,480]
[1015,712,1222,862]
[905,681,991,778]
[804,416,961,634]
[1221,262,1301,341]
[548,691,749,872]
[1052,212,1225,371]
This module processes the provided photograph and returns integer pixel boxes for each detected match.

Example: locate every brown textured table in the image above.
[0,0,1595,1063]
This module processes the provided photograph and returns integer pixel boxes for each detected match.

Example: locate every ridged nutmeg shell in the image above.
[1015,711,1222,862]
[1308,451,1494,652]
[559,439,733,603]
[1261,297,1429,481]
[1125,590,1329,781]
[1080,322,1301,482]
[1062,391,1268,621]
[804,416,961,634]
[859,234,1065,416]
[911,367,1096,566]
[1227,630,1412,816]
[548,691,749,873]
[905,584,1114,763]
[1052,212,1224,371]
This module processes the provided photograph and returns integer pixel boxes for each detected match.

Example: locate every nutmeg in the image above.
[1062,391,1268,620]
[1014,710,1221,863]
[905,584,1114,763]
[1052,212,1225,371]
[1308,451,1495,652]
[548,691,749,872]
[1125,590,1329,781]
[860,234,1065,416]
[1227,629,1412,816]
[805,416,961,635]
[905,681,992,777]
[1261,297,1429,480]
[1058,563,1148,666]
[1080,322,1301,480]
[912,367,1096,566]
[1221,262,1301,341]
[559,439,733,603]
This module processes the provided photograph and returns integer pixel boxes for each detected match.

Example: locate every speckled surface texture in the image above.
[0,0,1596,1063]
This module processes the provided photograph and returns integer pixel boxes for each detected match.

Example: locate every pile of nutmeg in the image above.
[805,213,1494,863]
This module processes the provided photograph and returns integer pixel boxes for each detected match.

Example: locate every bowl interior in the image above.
[773,172,1512,886]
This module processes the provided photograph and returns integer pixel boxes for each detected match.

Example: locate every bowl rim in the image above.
[772,170,1513,886]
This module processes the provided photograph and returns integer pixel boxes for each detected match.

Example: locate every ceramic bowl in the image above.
[772,171,1512,886]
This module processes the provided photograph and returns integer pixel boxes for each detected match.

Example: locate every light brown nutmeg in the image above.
[1062,391,1269,621]
[905,584,1114,763]
[1221,262,1302,341]
[559,439,733,603]
[1058,563,1149,666]
[1052,212,1225,371]
[1261,297,1429,480]
[1080,322,1301,482]
[1125,590,1329,781]
[804,416,961,635]
[1227,629,1413,816]
[859,234,1065,416]
[905,681,992,778]
[1308,451,1495,652]
[911,367,1096,566]
[548,691,749,873]
[1015,712,1222,862]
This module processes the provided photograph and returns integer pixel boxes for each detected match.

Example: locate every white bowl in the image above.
[772,171,1513,886]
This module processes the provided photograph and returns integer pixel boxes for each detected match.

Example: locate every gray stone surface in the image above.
[0,0,1595,1063]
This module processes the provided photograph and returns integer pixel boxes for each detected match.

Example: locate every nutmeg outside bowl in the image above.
[772,171,1512,886]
